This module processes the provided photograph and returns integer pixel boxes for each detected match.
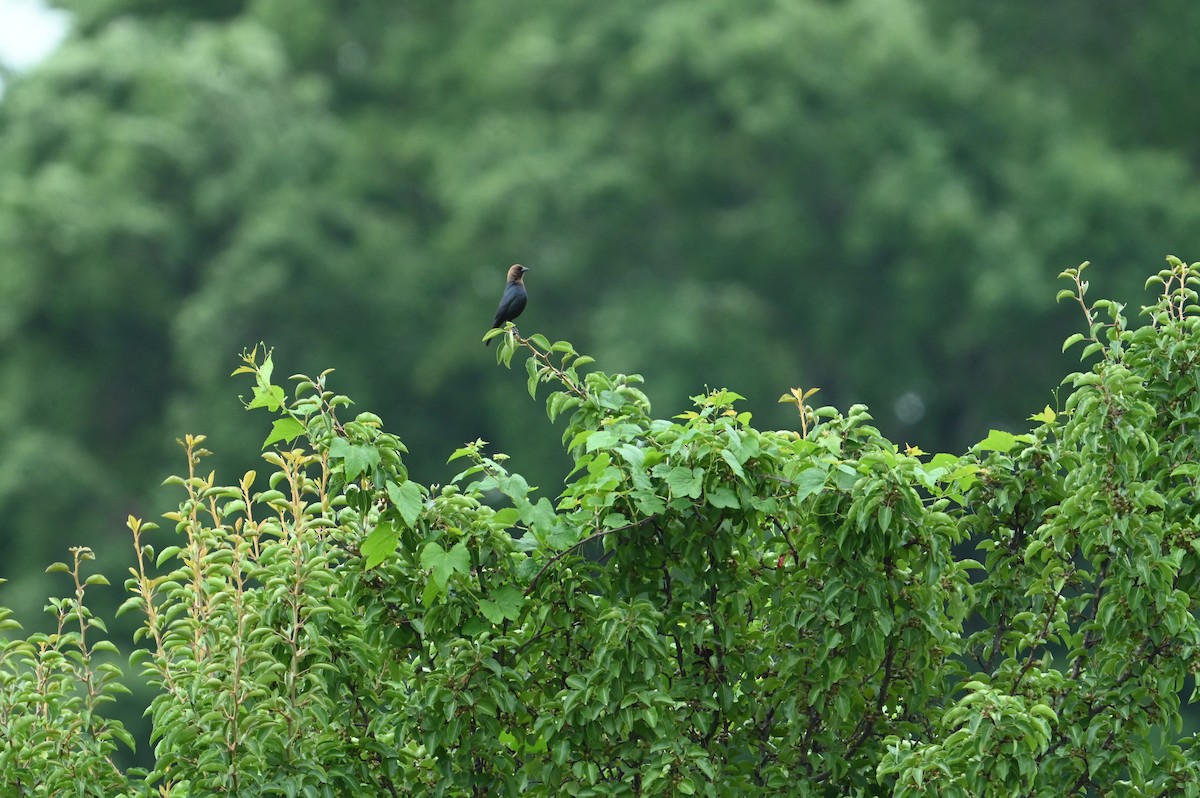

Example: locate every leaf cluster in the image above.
[2,261,1200,795]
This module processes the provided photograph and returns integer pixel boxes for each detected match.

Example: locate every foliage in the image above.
[923,0,1200,164]
[0,550,131,796]
[6,1,1200,644]
[2,262,1200,795]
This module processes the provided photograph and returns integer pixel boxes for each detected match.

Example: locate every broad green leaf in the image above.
[665,466,703,499]
[491,507,520,528]
[720,448,745,477]
[479,586,524,624]
[421,541,471,588]
[247,383,286,412]
[479,599,505,624]
[585,431,621,451]
[616,443,645,469]
[976,429,1018,453]
[387,480,424,527]
[422,575,442,607]
[262,416,305,449]
[330,438,381,480]
[362,520,401,569]
[793,467,827,502]
[1028,405,1057,424]
[706,486,739,509]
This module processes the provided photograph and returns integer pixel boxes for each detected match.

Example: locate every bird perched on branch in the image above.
[485,264,529,346]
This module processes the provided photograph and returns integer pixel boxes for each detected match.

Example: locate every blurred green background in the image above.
[2,0,1199,761]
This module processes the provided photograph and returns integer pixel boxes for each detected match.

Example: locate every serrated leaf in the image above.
[720,448,745,477]
[362,521,401,569]
[976,429,1018,453]
[491,507,520,528]
[793,467,827,502]
[480,587,524,624]
[330,438,381,480]
[246,384,286,412]
[1028,405,1057,424]
[585,431,620,451]
[665,466,703,499]
[262,417,305,449]
[479,599,505,624]
[421,541,471,588]
[616,443,645,469]
[387,480,424,527]
[706,486,739,509]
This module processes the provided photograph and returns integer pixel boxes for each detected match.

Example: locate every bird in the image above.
[485,264,529,346]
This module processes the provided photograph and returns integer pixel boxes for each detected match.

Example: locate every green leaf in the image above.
[330,438,381,480]
[706,486,739,509]
[526,355,540,399]
[491,507,520,528]
[422,575,442,607]
[665,466,704,499]
[387,480,424,527]
[92,640,119,655]
[115,597,144,618]
[976,429,1018,453]
[1061,333,1086,353]
[362,520,400,569]
[479,599,505,624]
[793,467,827,502]
[246,383,286,412]
[262,416,305,449]
[928,452,958,471]
[479,586,525,624]
[421,541,471,588]
[585,431,621,451]
[616,444,645,469]
[1028,405,1058,424]
[720,448,745,477]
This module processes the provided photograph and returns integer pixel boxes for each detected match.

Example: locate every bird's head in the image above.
[507,264,529,283]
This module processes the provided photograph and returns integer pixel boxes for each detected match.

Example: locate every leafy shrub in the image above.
[2,259,1199,796]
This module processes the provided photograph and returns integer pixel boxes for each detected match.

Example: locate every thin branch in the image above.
[1013,566,1072,692]
[524,516,659,595]
[514,332,589,400]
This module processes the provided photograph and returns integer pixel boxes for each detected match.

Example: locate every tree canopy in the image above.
[3,0,1200,776]
[2,260,1199,795]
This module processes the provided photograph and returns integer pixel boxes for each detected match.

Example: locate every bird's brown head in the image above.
[507,264,529,283]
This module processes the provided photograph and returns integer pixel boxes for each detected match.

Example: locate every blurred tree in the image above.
[923,0,1200,166]
[0,17,342,612]
[237,0,1200,449]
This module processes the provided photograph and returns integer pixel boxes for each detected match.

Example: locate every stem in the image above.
[524,516,658,595]
[515,333,589,400]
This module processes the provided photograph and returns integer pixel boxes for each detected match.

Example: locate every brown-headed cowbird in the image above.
[485,264,529,346]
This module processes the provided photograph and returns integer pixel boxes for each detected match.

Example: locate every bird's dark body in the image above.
[486,264,529,345]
